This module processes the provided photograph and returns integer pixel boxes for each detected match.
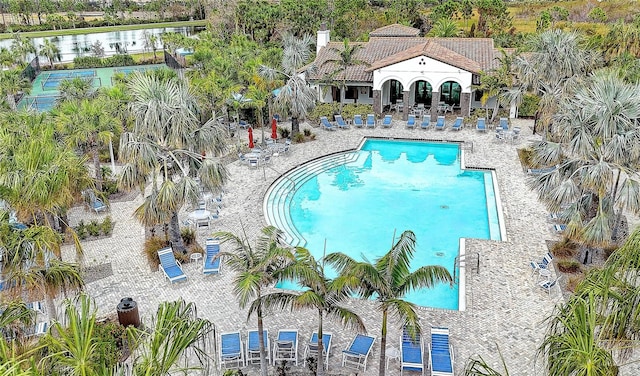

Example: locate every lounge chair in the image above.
[401,327,424,376]
[203,238,221,275]
[406,115,416,129]
[342,334,376,372]
[420,115,430,130]
[498,117,509,131]
[220,331,244,369]
[428,327,453,376]
[28,322,49,337]
[157,247,186,283]
[335,115,349,129]
[304,332,332,370]
[238,120,250,129]
[451,117,463,131]
[366,114,376,128]
[435,116,446,131]
[320,116,336,131]
[273,329,298,366]
[246,329,270,365]
[91,198,107,213]
[381,114,393,128]
[554,224,567,233]
[476,118,487,132]
[354,114,364,128]
[26,301,44,314]
[527,165,558,175]
[539,276,561,295]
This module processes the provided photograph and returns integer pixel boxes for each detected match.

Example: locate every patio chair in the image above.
[554,224,567,233]
[420,115,430,130]
[320,116,336,131]
[238,120,250,129]
[498,117,509,131]
[304,332,332,370]
[246,329,270,365]
[342,334,376,372]
[381,114,393,128]
[273,329,299,366]
[366,114,376,128]
[539,276,561,295]
[28,322,49,337]
[451,117,464,131]
[335,114,350,129]
[475,118,487,132]
[220,331,244,369]
[354,114,364,128]
[203,238,221,275]
[406,114,416,129]
[401,327,424,376]
[527,165,558,175]
[434,116,446,131]
[83,190,107,213]
[428,327,453,376]
[26,301,44,314]
[157,247,187,283]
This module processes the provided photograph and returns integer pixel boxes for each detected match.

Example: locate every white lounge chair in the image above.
[273,329,298,366]
[304,332,332,370]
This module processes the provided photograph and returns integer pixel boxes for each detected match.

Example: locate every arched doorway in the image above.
[389,79,403,105]
[413,80,432,105]
[439,81,461,106]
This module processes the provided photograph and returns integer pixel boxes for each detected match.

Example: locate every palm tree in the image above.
[55,99,120,192]
[10,33,35,63]
[475,50,516,123]
[0,69,31,109]
[39,38,60,69]
[129,300,215,375]
[260,33,316,138]
[57,77,95,103]
[120,72,228,254]
[326,230,453,376]
[527,70,640,249]
[212,226,294,376]
[258,247,365,376]
[429,19,462,37]
[29,259,84,319]
[322,39,368,113]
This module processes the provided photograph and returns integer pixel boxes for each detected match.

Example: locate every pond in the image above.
[0,26,201,63]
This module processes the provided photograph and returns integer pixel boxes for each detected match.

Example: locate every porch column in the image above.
[402,90,410,121]
[430,92,440,121]
[373,90,382,116]
[460,92,471,117]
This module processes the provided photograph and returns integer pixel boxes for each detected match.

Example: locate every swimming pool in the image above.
[264,138,502,310]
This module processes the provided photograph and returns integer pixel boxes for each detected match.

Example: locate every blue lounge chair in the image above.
[273,329,298,366]
[28,322,49,337]
[320,116,336,131]
[527,165,558,175]
[476,118,487,132]
[335,114,349,129]
[220,331,244,369]
[203,238,221,275]
[91,198,107,213]
[554,224,567,233]
[366,114,376,128]
[342,334,376,372]
[157,247,186,283]
[435,116,446,131]
[498,117,509,131]
[304,332,332,370]
[420,115,430,130]
[401,327,424,376]
[428,327,453,376]
[406,115,416,129]
[381,114,393,128]
[451,117,463,131]
[246,329,270,364]
[354,114,364,128]
[238,120,250,129]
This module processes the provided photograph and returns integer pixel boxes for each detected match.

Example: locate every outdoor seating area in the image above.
[239,140,292,168]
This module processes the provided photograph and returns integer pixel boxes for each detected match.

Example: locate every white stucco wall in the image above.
[372,56,473,94]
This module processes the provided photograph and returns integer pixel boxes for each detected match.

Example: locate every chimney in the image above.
[317,22,330,54]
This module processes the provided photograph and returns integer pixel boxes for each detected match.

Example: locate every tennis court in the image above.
[19,64,165,112]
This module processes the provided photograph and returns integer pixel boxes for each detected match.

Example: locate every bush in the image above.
[101,216,114,236]
[551,237,578,258]
[566,274,585,292]
[76,220,88,240]
[293,133,305,143]
[73,56,103,69]
[144,237,169,268]
[278,127,290,139]
[307,103,339,124]
[93,321,125,368]
[557,259,582,274]
[303,128,312,136]
[180,227,196,246]
[518,93,540,117]
[87,220,101,237]
[72,54,135,69]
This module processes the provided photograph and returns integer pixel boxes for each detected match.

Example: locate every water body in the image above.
[0,26,199,63]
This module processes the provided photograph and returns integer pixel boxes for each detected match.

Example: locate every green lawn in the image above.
[0,20,208,40]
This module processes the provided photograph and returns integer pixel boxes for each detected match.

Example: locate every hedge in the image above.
[73,54,135,68]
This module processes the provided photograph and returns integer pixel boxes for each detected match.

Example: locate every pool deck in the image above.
[59,118,635,375]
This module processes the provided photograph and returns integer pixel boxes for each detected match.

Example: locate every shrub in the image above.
[518,93,540,117]
[293,133,305,143]
[144,237,169,268]
[73,56,103,68]
[101,216,114,236]
[180,227,196,246]
[566,274,585,292]
[278,127,290,139]
[102,179,119,196]
[557,259,582,274]
[76,220,88,240]
[307,103,338,124]
[93,321,125,367]
[303,128,312,136]
[87,220,101,237]
[551,237,578,258]
[603,244,618,259]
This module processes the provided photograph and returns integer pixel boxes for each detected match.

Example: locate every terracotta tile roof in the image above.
[369,24,421,37]
[306,36,497,82]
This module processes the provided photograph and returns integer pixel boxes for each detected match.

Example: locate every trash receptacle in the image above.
[116,297,140,328]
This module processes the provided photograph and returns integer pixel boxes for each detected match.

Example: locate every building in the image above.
[304,24,503,120]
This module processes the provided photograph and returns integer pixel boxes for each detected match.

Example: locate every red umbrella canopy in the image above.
[271,118,278,139]
[248,127,254,149]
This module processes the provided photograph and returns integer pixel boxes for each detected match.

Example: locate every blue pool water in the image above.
[265,139,501,310]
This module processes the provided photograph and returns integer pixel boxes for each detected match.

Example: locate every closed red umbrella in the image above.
[248,127,254,149]
[271,118,278,140]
